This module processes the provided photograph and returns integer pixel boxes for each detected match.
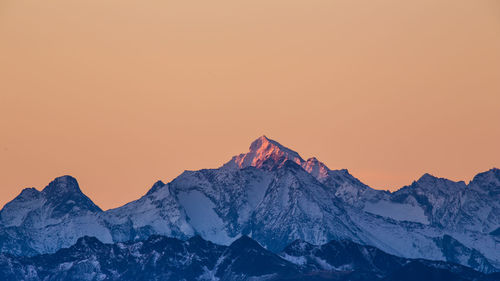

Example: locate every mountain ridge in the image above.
[0,136,499,274]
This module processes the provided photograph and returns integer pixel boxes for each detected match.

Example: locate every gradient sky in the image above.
[1,0,499,210]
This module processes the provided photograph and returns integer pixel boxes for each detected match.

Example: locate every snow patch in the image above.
[177,190,233,245]
[364,201,429,224]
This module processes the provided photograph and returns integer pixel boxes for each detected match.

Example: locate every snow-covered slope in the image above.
[104,180,194,242]
[349,170,500,271]
[0,176,112,256]
[0,136,498,274]
[246,161,363,251]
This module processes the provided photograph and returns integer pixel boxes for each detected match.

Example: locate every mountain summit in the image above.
[42,175,82,195]
[226,135,304,169]
[225,136,331,182]
[41,175,102,215]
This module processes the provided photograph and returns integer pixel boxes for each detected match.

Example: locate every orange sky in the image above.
[1,0,499,210]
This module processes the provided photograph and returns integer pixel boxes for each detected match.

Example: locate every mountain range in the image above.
[1,136,499,276]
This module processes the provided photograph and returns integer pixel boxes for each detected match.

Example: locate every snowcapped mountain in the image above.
[0,234,497,281]
[0,136,499,274]
[352,170,500,272]
[225,136,304,170]
[0,176,112,256]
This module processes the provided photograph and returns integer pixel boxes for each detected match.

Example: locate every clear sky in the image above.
[1,0,499,210]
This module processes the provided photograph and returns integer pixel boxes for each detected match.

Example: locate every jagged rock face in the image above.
[0,235,495,281]
[247,161,361,252]
[470,169,500,197]
[0,136,499,274]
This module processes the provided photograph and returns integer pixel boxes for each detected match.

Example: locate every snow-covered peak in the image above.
[223,136,337,183]
[302,157,330,181]
[42,175,82,196]
[0,175,103,230]
[146,180,166,195]
[412,173,466,192]
[151,180,166,188]
[17,187,42,200]
[39,175,103,214]
[0,187,45,227]
[469,168,500,196]
[416,173,438,183]
[227,135,304,169]
[470,168,500,185]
